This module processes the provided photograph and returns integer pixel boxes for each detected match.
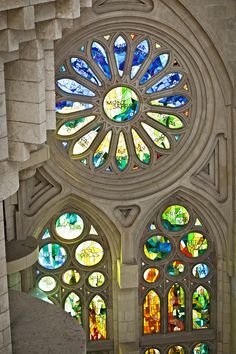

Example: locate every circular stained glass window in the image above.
[38,276,57,292]
[88,272,105,287]
[56,213,84,240]
[145,349,160,354]
[192,343,209,354]
[75,240,104,266]
[192,263,209,279]
[167,260,185,277]
[55,31,191,174]
[180,233,208,258]
[168,346,185,354]
[38,243,67,269]
[143,268,160,283]
[144,235,172,261]
[62,269,80,285]
[162,205,189,231]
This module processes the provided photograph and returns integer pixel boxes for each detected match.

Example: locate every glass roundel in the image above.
[144,235,172,261]
[62,269,80,285]
[38,276,57,292]
[143,267,160,283]
[75,240,104,266]
[56,213,84,240]
[162,205,189,231]
[180,233,208,258]
[88,272,105,287]
[55,31,192,174]
[38,243,67,269]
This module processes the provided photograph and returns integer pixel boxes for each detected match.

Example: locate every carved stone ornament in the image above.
[114,205,140,227]
[93,0,154,13]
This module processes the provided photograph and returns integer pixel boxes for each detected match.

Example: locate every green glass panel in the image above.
[57,116,95,136]
[103,86,139,122]
[144,235,172,261]
[38,276,56,292]
[62,269,80,285]
[116,132,129,170]
[167,260,185,276]
[56,213,84,240]
[93,131,112,168]
[42,228,50,239]
[132,129,151,164]
[38,243,67,270]
[75,240,104,266]
[143,268,160,283]
[168,346,185,354]
[88,272,105,287]
[147,112,183,129]
[180,233,208,258]
[141,122,170,149]
[192,343,209,354]
[162,205,189,231]
[143,290,160,334]
[73,126,101,155]
[168,283,185,332]
[192,286,210,329]
[89,295,107,340]
[64,292,82,324]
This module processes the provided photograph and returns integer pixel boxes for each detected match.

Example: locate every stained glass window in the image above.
[55,31,192,175]
[140,201,215,353]
[36,209,111,350]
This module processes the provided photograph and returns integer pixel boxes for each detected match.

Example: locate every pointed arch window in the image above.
[140,200,215,353]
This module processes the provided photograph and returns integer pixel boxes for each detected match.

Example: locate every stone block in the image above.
[9,142,30,162]
[30,0,55,5]
[6,100,46,124]
[80,0,92,7]
[46,110,56,130]
[0,12,7,31]
[36,19,62,40]
[0,276,7,298]
[56,0,80,19]
[117,261,138,289]
[0,94,6,116]
[0,30,19,52]
[6,80,45,103]
[0,0,29,11]
[0,115,7,139]
[0,137,8,161]
[0,259,7,278]
[0,161,19,201]
[5,59,44,82]
[17,29,36,44]
[44,50,54,70]
[46,90,55,110]
[8,6,35,30]
[0,70,5,95]
[8,121,46,144]
[0,343,12,354]
[20,39,43,60]
[35,2,56,22]
[0,239,6,260]
[0,293,9,314]
[2,328,11,347]
[18,144,49,170]
[45,70,55,90]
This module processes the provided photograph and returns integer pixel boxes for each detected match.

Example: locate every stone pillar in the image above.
[0,202,12,354]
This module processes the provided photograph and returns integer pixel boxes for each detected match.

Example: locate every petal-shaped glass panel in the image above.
[192,286,210,329]
[103,86,139,122]
[57,116,95,137]
[150,95,189,108]
[75,240,104,266]
[56,79,95,96]
[144,235,172,261]
[146,72,182,93]
[143,290,160,334]
[72,126,101,155]
[62,269,80,285]
[88,272,105,287]
[38,243,67,270]
[167,261,185,277]
[56,213,84,240]
[56,101,93,114]
[132,129,150,164]
[91,42,111,79]
[180,233,208,258]
[168,346,185,354]
[145,349,160,354]
[42,228,50,239]
[93,131,112,168]
[192,343,209,354]
[116,132,129,171]
[147,112,183,129]
[71,57,102,86]
[140,53,169,84]
[89,295,107,340]
[131,39,149,79]
[38,276,56,292]
[162,205,189,231]
[143,267,160,283]
[114,36,127,76]
[64,292,82,324]
[168,283,185,332]
[141,122,170,149]
[192,263,209,279]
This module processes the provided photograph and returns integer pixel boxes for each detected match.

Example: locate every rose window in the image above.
[55,32,192,174]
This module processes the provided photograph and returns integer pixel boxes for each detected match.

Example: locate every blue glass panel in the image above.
[114,36,127,76]
[140,53,169,84]
[91,42,111,79]
[38,243,67,270]
[147,73,182,93]
[56,79,95,96]
[192,263,209,279]
[131,39,149,79]
[150,95,189,108]
[56,100,93,114]
[71,58,102,86]
[59,65,66,72]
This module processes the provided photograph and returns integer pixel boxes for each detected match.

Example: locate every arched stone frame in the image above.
[28,194,121,353]
[133,189,229,354]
